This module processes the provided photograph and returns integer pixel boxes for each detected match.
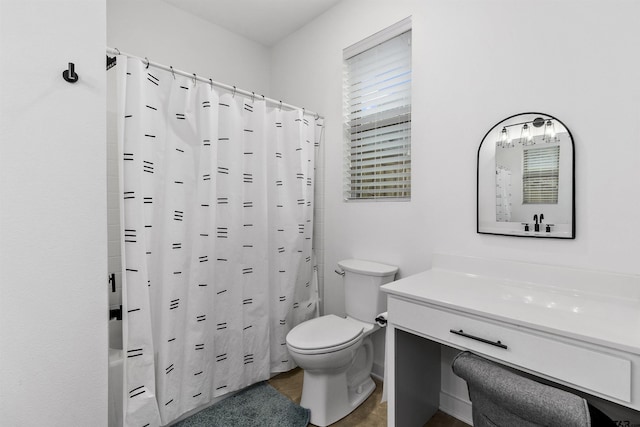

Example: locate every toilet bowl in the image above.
[287,315,376,426]
[286,259,398,427]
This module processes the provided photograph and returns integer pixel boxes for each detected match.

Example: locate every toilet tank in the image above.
[338,259,398,323]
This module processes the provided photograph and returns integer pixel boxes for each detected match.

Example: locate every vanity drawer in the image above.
[388,296,632,404]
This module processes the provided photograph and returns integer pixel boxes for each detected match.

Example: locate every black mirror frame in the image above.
[476,112,576,239]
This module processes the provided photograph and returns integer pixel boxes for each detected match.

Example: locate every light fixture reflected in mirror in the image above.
[543,119,557,142]
[520,123,532,145]
[494,117,554,147]
[497,127,510,148]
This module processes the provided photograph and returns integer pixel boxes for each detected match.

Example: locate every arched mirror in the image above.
[477,112,575,238]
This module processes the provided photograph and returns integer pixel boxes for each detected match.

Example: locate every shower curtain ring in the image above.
[251,92,255,103]
[114,48,121,55]
[279,101,282,111]
[232,86,236,98]
[192,73,197,86]
[144,57,150,69]
[315,113,320,120]
[209,78,214,91]
[170,66,176,79]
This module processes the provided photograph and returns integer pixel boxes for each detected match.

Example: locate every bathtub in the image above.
[109,319,123,427]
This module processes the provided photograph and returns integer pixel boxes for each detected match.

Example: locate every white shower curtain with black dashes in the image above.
[116,56,321,427]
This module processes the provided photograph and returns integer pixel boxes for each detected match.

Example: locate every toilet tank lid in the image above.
[338,259,398,277]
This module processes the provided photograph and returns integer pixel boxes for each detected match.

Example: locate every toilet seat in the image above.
[287,314,363,355]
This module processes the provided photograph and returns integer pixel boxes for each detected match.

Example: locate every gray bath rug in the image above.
[173,381,310,427]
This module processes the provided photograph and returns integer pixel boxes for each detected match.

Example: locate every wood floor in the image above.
[268,368,470,427]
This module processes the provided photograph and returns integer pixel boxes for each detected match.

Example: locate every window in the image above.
[343,18,412,200]
[522,145,560,204]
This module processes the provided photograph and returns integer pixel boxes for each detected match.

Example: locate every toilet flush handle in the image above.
[334,269,345,276]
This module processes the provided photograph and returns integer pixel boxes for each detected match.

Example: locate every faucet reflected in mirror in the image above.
[522,213,554,233]
[533,213,544,232]
[531,213,548,232]
[477,112,575,239]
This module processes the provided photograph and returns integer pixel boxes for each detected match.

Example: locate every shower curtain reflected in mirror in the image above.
[116,56,322,427]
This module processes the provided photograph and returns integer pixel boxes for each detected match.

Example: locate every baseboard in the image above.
[439,390,473,425]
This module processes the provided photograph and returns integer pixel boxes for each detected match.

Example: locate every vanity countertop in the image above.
[382,257,640,355]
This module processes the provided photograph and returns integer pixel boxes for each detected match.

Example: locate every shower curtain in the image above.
[496,166,512,222]
[116,56,322,427]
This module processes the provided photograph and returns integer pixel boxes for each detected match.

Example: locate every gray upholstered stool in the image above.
[451,351,615,427]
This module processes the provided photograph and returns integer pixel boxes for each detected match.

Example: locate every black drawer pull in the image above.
[450,329,508,349]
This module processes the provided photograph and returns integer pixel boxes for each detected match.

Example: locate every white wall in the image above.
[0,0,107,425]
[107,0,271,96]
[270,0,640,420]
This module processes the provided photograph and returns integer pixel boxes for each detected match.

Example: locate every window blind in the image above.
[344,21,411,200]
[523,145,560,204]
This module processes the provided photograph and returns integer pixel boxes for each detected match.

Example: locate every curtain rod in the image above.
[106,47,323,120]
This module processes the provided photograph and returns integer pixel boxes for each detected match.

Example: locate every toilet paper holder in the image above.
[375,312,388,326]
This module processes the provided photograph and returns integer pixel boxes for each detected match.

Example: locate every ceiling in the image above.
[162,0,343,47]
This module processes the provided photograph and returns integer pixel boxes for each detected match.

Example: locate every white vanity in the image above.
[382,254,640,426]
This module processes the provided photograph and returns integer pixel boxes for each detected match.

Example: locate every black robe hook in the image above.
[106,55,117,71]
[63,62,79,83]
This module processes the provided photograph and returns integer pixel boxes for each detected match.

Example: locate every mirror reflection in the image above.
[477,113,575,238]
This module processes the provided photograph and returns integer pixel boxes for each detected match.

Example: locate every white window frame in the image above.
[343,17,412,201]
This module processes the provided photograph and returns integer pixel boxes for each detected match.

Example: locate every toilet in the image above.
[286,259,398,426]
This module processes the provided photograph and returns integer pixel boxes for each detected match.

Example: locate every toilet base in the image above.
[301,370,375,427]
